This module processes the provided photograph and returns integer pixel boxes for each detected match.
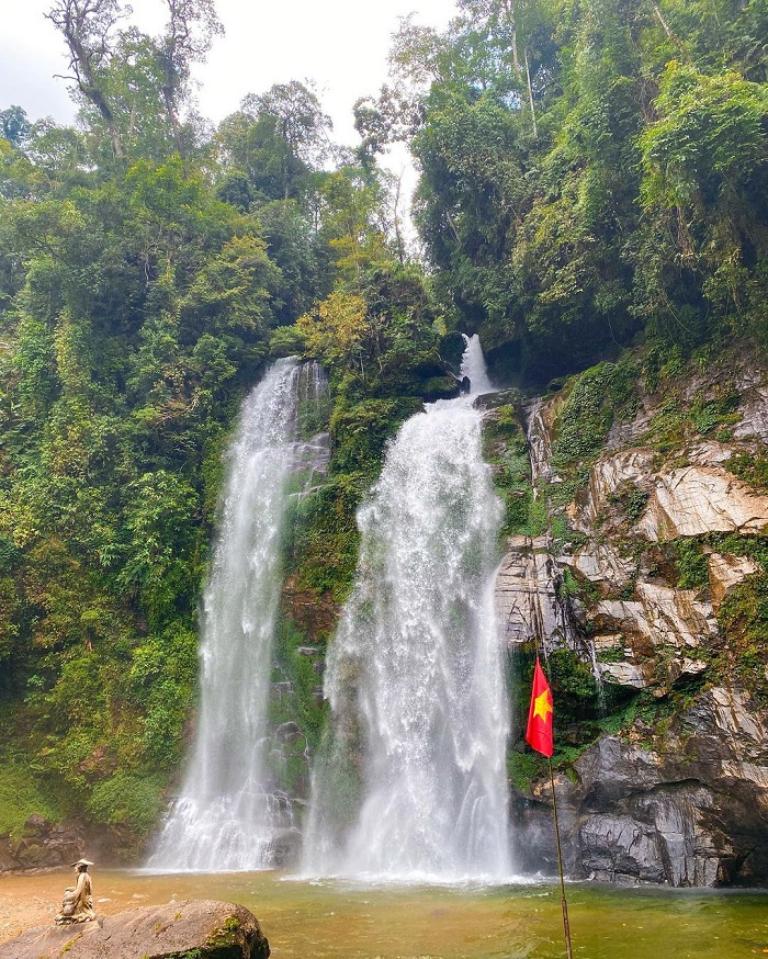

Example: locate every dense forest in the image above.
[1,0,767,855]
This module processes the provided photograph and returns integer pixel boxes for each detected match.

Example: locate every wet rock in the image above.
[523,688,768,886]
[0,899,270,959]
[275,721,302,744]
[637,465,768,540]
[495,536,575,652]
[577,787,723,886]
[269,826,302,866]
[281,573,338,643]
[525,397,559,484]
[270,681,294,701]
[473,387,523,411]
[708,552,760,610]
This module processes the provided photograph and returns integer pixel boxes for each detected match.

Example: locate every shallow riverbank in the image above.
[1,870,767,958]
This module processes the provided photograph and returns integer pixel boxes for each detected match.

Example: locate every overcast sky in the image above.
[1,0,456,207]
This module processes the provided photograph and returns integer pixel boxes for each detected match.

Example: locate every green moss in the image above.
[269,617,328,795]
[287,479,360,603]
[642,370,741,453]
[551,358,638,474]
[508,749,547,794]
[86,771,164,836]
[482,404,534,537]
[609,482,649,524]
[201,914,252,957]
[709,533,768,569]
[717,571,768,703]
[671,538,710,590]
[0,762,61,838]
[729,451,768,493]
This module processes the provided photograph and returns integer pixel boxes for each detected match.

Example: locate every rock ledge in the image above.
[0,899,270,959]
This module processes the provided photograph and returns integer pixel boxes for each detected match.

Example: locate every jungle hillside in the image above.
[1,0,767,860]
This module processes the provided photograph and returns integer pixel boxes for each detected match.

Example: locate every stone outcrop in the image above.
[0,900,270,959]
[637,465,768,540]
[708,552,760,610]
[517,686,768,886]
[735,385,768,441]
[495,536,575,652]
[0,818,86,873]
[589,583,717,689]
[567,448,656,533]
[559,542,634,591]
[503,355,768,886]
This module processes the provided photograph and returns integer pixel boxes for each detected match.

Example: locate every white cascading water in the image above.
[302,335,512,882]
[148,358,328,872]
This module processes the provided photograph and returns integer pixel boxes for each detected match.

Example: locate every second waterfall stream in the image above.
[148,358,329,872]
[303,335,512,881]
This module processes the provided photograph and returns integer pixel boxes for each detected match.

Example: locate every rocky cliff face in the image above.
[489,347,768,886]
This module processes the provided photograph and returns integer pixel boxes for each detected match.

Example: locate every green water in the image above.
[3,870,767,957]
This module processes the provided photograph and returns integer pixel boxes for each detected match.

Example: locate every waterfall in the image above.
[147,358,328,872]
[302,335,512,882]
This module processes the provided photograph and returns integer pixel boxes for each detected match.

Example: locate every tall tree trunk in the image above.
[162,82,186,158]
[49,4,124,159]
[651,1,686,53]
[393,173,405,264]
[525,47,538,139]
[502,0,522,75]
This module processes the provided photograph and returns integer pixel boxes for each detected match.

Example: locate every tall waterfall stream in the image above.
[302,336,512,881]
[148,358,328,872]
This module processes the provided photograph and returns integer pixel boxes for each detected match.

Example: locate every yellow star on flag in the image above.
[533,689,553,723]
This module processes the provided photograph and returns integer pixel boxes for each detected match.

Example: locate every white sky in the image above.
[0,0,457,226]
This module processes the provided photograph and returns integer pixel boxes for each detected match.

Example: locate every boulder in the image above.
[0,899,270,959]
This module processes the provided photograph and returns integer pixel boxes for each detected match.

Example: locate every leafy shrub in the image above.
[87,772,164,835]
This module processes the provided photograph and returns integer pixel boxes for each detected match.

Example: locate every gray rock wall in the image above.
[494,355,768,886]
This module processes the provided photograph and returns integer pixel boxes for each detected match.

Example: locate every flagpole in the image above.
[528,637,574,959]
[548,757,574,959]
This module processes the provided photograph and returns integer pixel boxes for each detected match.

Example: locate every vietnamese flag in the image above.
[525,657,554,757]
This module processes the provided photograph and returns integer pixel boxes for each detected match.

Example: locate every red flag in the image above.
[525,657,554,757]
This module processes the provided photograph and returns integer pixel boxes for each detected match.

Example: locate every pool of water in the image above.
[1,870,767,958]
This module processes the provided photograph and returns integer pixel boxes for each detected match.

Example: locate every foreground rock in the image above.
[0,900,270,959]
